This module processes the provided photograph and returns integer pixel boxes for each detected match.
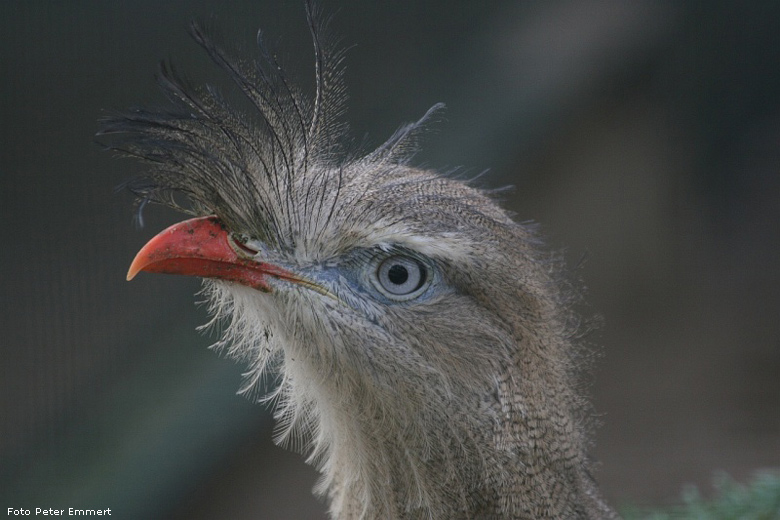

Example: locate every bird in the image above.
[102,5,619,519]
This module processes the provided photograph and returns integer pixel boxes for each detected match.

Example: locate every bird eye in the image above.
[373,255,429,300]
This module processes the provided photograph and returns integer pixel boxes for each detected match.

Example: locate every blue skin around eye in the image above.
[310,247,441,306]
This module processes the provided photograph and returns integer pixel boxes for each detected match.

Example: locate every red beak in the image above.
[127,216,297,292]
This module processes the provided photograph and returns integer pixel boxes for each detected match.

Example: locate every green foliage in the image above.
[622,470,780,520]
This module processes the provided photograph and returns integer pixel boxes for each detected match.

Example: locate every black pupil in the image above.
[387,264,409,285]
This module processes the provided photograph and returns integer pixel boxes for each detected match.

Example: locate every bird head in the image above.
[103,7,614,519]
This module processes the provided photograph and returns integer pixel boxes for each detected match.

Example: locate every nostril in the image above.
[231,235,258,256]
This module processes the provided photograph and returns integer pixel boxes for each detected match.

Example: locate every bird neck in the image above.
[298,360,616,519]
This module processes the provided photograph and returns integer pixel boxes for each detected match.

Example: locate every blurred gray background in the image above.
[2,1,779,518]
